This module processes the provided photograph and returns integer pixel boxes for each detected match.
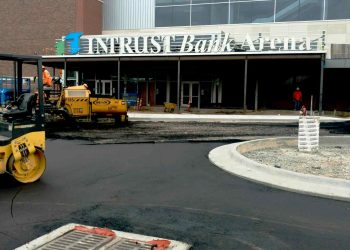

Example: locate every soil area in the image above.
[46,120,350,144]
[243,145,350,180]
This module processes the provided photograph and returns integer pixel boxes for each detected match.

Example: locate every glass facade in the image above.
[155,0,350,27]
[325,0,350,20]
[192,3,229,25]
[275,0,323,22]
[231,1,274,24]
[156,5,191,26]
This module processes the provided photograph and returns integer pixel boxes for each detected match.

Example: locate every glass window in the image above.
[173,6,191,26]
[325,0,350,20]
[230,1,274,24]
[299,0,323,21]
[275,0,299,21]
[156,7,173,26]
[183,84,189,96]
[192,0,228,3]
[276,0,323,22]
[155,6,191,27]
[67,71,76,78]
[156,0,190,6]
[192,3,229,25]
[156,0,172,6]
[83,71,95,80]
[66,90,87,97]
[104,82,112,96]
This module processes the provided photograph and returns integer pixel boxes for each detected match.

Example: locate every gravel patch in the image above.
[243,145,350,180]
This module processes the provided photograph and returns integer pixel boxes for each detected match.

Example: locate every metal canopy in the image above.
[42,52,324,68]
[0,53,42,62]
[40,51,325,113]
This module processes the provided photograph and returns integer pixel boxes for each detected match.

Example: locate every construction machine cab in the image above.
[0,54,46,183]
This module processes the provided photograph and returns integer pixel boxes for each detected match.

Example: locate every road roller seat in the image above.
[2,93,37,121]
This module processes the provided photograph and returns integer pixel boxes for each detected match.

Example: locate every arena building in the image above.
[1,0,350,113]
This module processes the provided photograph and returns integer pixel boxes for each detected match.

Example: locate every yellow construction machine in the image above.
[0,54,46,183]
[47,83,128,124]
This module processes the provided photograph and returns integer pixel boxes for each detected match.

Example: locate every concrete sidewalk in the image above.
[128,112,350,123]
[209,137,350,202]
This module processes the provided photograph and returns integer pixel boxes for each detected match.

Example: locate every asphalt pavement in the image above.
[1,113,350,249]
[46,112,350,144]
[1,140,350,249]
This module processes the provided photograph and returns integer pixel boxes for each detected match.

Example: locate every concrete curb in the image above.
[128,113,350,123]
[209,137,350,202]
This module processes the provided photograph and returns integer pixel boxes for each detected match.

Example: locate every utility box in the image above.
[298,116,320,152]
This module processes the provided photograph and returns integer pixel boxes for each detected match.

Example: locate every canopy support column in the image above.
[17,61,23,95]
[254,80,259,112]
[118,58,120,99]
[177,58,181,113]
[243,59,248,112]
[319,56,324,114]
[63,60,67,88]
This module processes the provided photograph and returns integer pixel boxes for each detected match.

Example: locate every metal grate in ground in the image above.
[105,238,155,250]
[37,230,113,250]
[16,224,191,250]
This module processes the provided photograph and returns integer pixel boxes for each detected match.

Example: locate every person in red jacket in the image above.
[293,87,302,110]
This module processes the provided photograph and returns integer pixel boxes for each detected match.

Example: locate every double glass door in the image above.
[182,82,199,108]
[95,80,112,96]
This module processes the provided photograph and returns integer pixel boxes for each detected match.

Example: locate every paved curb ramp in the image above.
[209,137,350,202]
[16,223,191,250]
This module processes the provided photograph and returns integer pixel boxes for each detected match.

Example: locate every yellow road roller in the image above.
[56,85,128,124]
[0,54,46,183]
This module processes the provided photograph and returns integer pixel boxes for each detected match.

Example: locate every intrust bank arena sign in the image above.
[57,32,326,56]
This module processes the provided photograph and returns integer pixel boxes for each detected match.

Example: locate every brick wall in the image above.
[0,0,102,76]
[0,0,76,56]
[76,0,103,35]
[0,0,76,76]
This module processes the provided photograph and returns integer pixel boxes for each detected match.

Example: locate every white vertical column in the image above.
[218,81,222,104]
[177,58,181,112]
[211,81,217,103]
[243,59,248,111]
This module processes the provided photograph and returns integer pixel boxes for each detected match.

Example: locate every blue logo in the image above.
[56,32,83,55]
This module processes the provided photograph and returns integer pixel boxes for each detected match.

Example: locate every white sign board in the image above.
[298,116,320,152]
[59,31,326,56]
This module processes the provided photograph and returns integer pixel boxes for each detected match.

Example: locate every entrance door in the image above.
[182,82,199,108]
[95,80,112,96]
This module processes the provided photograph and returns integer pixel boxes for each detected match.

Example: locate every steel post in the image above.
[243,59,248,112]
[64,60,67,88]
[118,58,120,99]
[17,61,23,95]
[319,56,324,114]
[177,58,181,112]
[254,80,258,111]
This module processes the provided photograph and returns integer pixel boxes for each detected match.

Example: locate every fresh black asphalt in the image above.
[1,138,350,249]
